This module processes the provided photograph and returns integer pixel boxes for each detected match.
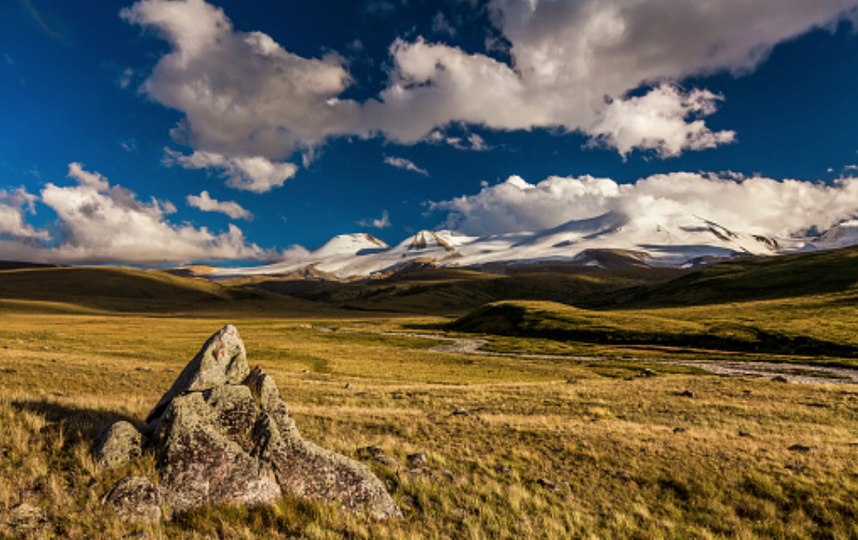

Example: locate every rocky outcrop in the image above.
[95,325,401,522]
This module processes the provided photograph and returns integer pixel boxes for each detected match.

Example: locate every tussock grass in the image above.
[2,312,858,538]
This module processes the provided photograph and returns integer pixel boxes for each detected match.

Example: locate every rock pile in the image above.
[93,325,401,522]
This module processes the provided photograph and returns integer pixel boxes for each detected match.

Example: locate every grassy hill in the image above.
[0,266,326,316]
[599,245,858,308]
[247,266,685,315]
[447,246,858,360]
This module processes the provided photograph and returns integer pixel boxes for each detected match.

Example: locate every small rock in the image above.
[406,453,428,466]
[135,367,153,373]
[102,477,162,524]
[301,369,309,373]
[1,503,51,535]
[451,407,472,417]
[679,390,695,398]
[771,375,789,383]
[0,368,16,374]
[673,427,687,434]
[345,383,352,389]
[788,444,814,453]
[372,455,400,469]
[739,430,754,438]
[493,465,512,475]
[785,464,807,474]
[536,478,557,491]
[92,421,144,470]
[401,495,418,509]
[566,378,578,384]
[639,368,658,377]
[615,471,632,481]
[437,467,456,483]
[357,445,386,460]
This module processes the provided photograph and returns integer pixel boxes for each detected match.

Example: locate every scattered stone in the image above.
[357,445,386,460]
[401,495,418,509]
[135,367,153,373]
[452,508,469,520]
[536,478,558,491]
[788,444,814,453]
[0,368,16,374]
[92,421,144,470]
[372,455,400,469]
[679,390,695,398]
[493,465,512,475]
[301,369,309,373]
[566,378,578,384]
[406,453,428,466]
[771,375,790,383]
[615,471,632,481]
[739,430,754,438]
[639,368,658,377]
[437,467,456,483]
[95,325,401,521]
[345,383,352,389]
[102,477,162,524]
[785,464,807,474]
[451,407,472,417]
[673,427,687,434]
[1,503,51,536]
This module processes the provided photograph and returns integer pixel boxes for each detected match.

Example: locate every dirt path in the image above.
[382,332,858,385]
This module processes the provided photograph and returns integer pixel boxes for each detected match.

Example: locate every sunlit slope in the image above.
[0,266,320,314]
[451,297,858,359]
[450,248,858,358]
[605,245,858,308]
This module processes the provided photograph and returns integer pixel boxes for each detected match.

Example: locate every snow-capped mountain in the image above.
[208,213,855,280]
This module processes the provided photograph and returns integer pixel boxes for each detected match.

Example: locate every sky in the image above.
[2,0,858,266]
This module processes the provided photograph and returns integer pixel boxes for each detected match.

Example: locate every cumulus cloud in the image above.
[430,173,858,238]
[383,156,429,176]
[358,210,391,229]
[187,191,252,220]
[124,0,858,161]
[1,163,272,265]
[122,0,358,187]
[164,149,297,193]
[0,187,47,240]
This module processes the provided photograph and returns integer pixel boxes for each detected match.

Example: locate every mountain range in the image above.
[209,212,858,281]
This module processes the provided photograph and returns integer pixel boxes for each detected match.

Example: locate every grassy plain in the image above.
[1,255,858,539]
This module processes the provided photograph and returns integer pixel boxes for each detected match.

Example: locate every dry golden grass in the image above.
[2,312,858,539]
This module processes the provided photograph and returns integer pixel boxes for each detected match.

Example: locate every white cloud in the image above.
[588,86,736,158]
[187,190,252,220]
[164,148,297,193]
[122,0,358,185]
[383,156,429,176]
[120,138,138,152]
[124,0,858,160]
[0,187,47,240]
[358,210,391,229]
[1,163,273,265]
[430,172,858,238]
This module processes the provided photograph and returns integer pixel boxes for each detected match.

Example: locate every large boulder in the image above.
[146,324,248,425]
[96,325,401,522]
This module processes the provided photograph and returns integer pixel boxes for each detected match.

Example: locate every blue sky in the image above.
[2,0,858,266]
